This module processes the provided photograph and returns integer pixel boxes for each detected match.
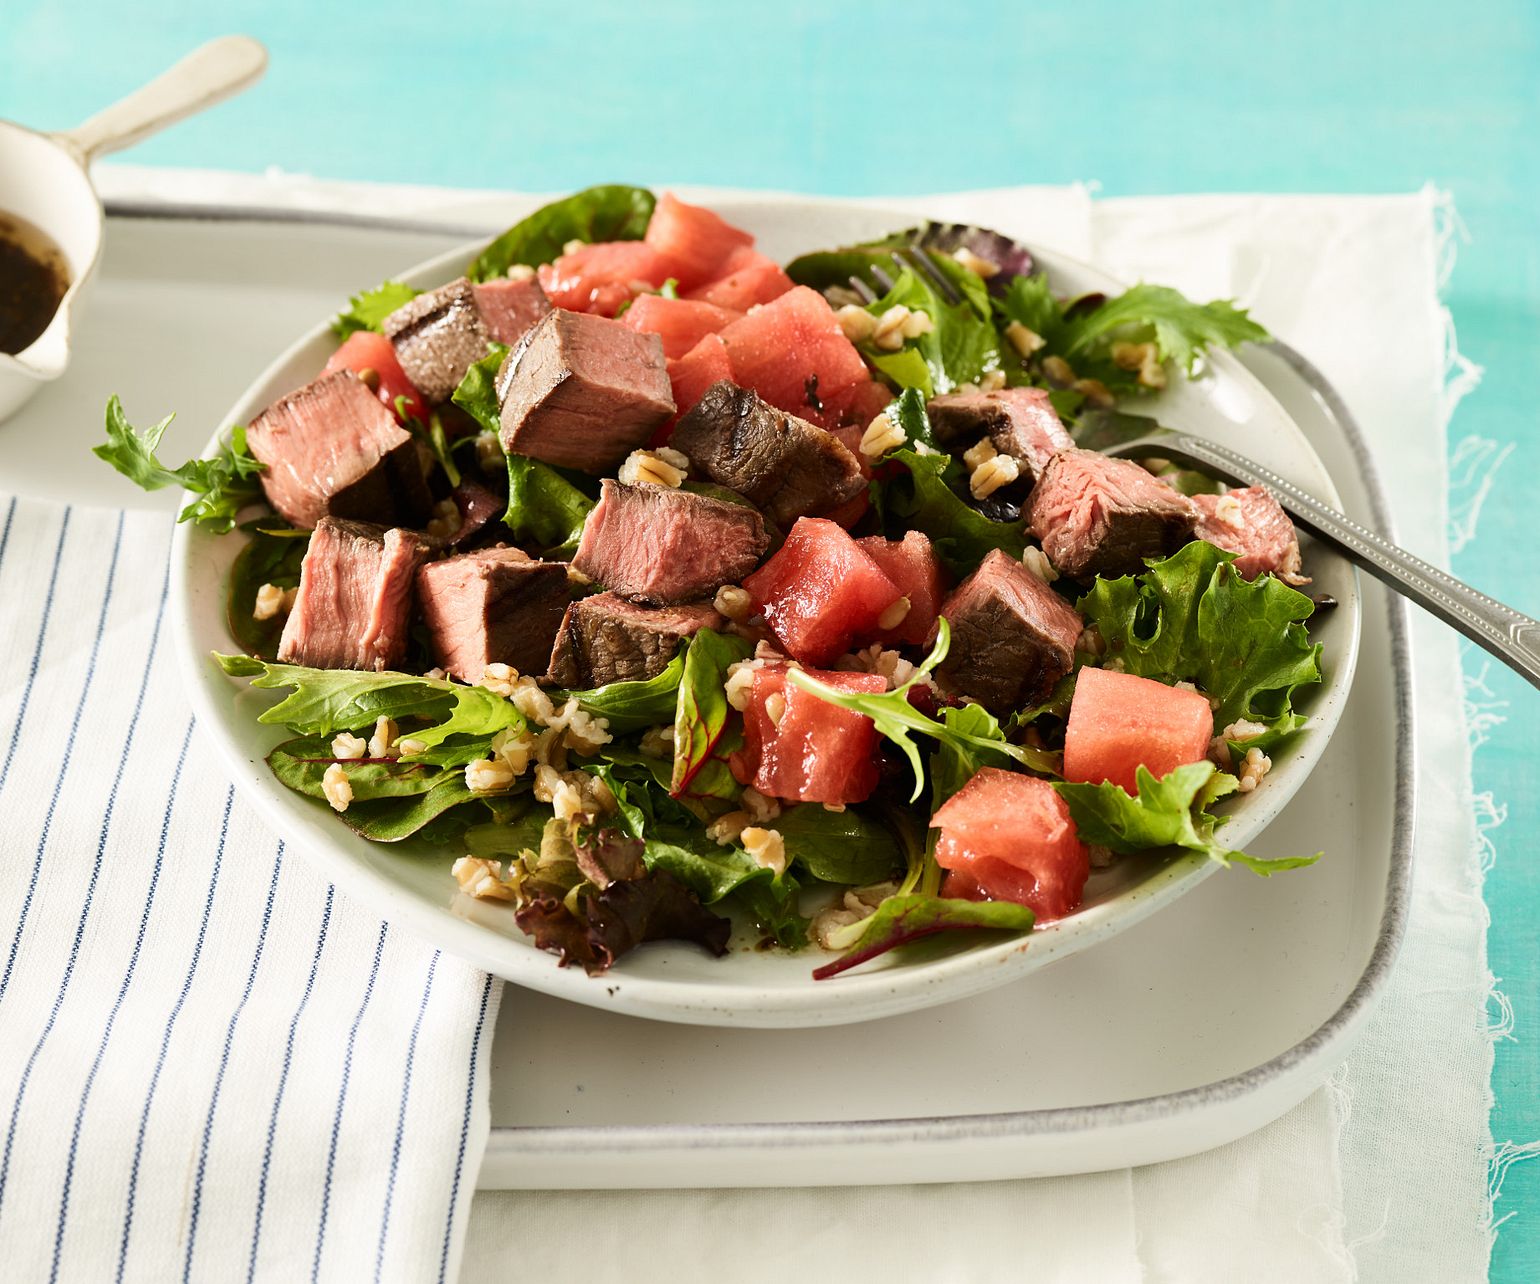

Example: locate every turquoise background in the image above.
[4,0,1536,1272]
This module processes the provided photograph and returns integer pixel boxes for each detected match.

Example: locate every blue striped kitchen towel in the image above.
[0,493,500,1282]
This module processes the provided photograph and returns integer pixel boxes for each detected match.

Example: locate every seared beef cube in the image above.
[278,518,431,671]
[382,278,490,404]
[1027,449,1198,579]
[416,546,569,681]
[445,479,506,549]
[547,593,722,688]
[497,310,675,473]
[246,370,431,530]
[1192,487,1309,584]
[571,479,769,605]
[933,548,1082,713]
[472,276,553,347]
[671,381,866,527]
[927,387,1072,481]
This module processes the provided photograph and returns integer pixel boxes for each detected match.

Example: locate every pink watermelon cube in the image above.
[932,767,1090,920]
[621,294,742,360]
[1062,666,1215,794]
[538,241,672,314]
[643,193,756,290]
[731,665,885,805]
[856,531,949,648]
[743,517,904,666]
[685,248,795,311]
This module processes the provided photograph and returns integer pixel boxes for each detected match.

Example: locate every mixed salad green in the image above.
[97,185,1325,979]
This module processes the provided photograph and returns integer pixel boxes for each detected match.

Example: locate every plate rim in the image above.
[163,198,1373,1028]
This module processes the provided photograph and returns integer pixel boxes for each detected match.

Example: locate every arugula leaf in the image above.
[504,453,595,558]
[1054,761,1319,876]
[775,804,905,886]
[467,185,656,282]
[786,620,1058,801]
[213,654,524,746]
[563,652,685,735]
[812,895,1035,980]
[93,396,265,534]
[995,272,1066,349]
[450,343,508,435]
[861,267,1002,398]
[331,280,420,338]
[1076,541,1321,742]
[226,528,309,657]
[1060,284,1268,377]
[268,734,450,802]
[671,629,753,797]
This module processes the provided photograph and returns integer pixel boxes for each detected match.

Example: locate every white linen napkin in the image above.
[4,167,1495,1282]
[0,497,499,1281]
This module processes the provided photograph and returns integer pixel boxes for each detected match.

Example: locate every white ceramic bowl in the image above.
[172,197,1360,1027]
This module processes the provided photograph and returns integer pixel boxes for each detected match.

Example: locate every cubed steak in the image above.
[933,548,1082,713]
[415,546,570,682]
[382,278,492,404]
[1192,487,1309,584]
[471,275,553,347]
[277,518,431,671]
[443,479,507,549]
[546,593,723,688]
[571,479,769,605]
[926,386,1072,481]
[246,369,431,530]
[670,381,867,527]
[1027,448,1198,579]
[497,310,675,473]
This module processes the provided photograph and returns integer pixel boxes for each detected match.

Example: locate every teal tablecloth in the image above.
[5,0,1536,1273]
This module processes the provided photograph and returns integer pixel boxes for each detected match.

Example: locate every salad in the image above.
[97,186,1325,979]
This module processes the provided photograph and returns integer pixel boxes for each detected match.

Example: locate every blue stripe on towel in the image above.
[374,951,441,1284]
[182,841,285,1284]
[117,784,234,1284]
[246,886,335,1284]
[311,920,389,1283]
[0,505,68,798]
[0,516,144,1208]
[438,972,494,1284]
[0,497,16,574]
[50,716,194,1282]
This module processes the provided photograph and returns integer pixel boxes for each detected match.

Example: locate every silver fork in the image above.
[1075,415,1540,690]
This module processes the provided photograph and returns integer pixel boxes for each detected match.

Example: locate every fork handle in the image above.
[1165,431,1540,690]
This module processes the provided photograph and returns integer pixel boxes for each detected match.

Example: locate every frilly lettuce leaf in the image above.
[331,280,419,338]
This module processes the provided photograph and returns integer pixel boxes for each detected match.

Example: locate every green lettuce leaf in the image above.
[785,620,1059,801]
[1054,761,1319,876]
[1076,541,1322,741]
[331,280,419,338]
[213,654,524,746]
[775,804,905,886]
[564,652,685,735]
[450,343,507,435]
[268,734,454,801]
[671,629,753,799]
[467,185,656,282]
[342,776,489,842]
[1060,284,1268,376]
[504,453,595,559]
[813,895,1035,980]
[879,446,1027,576]
[93,396,265,534]
[225,528,309,657]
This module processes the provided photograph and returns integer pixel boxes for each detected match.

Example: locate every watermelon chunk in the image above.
[731,665,885,805]
[1062,666,1215,795]
[659,333,735,441]
[932,767,1090,920]
[743,517,904,666]
[537,241,672,314]
[322,330,426,423]
[643,193,755,290]
[857,532,949,648]
[621,294,741,360]
[717,286,876,428]
[685,248,795,311]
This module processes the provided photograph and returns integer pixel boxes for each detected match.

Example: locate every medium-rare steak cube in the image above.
[416,546,570,681]
[246,370,432,530]
[1192,487,1309,584]
[382,278,491,404]
[670,381,866,527]
[933,548,1082,713]
[1027,449,1198,579]
[278,518,431,671]
[571,479,769,605]
[926,387,1072,481]
[472,276,552,348]
[496,310,675,473]
[443,479,506,549]
[546,593,722,688]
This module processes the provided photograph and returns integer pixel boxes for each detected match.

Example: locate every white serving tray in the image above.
[2,208,1410,1188]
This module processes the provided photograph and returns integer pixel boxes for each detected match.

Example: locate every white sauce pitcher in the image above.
[0,35,267,422]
